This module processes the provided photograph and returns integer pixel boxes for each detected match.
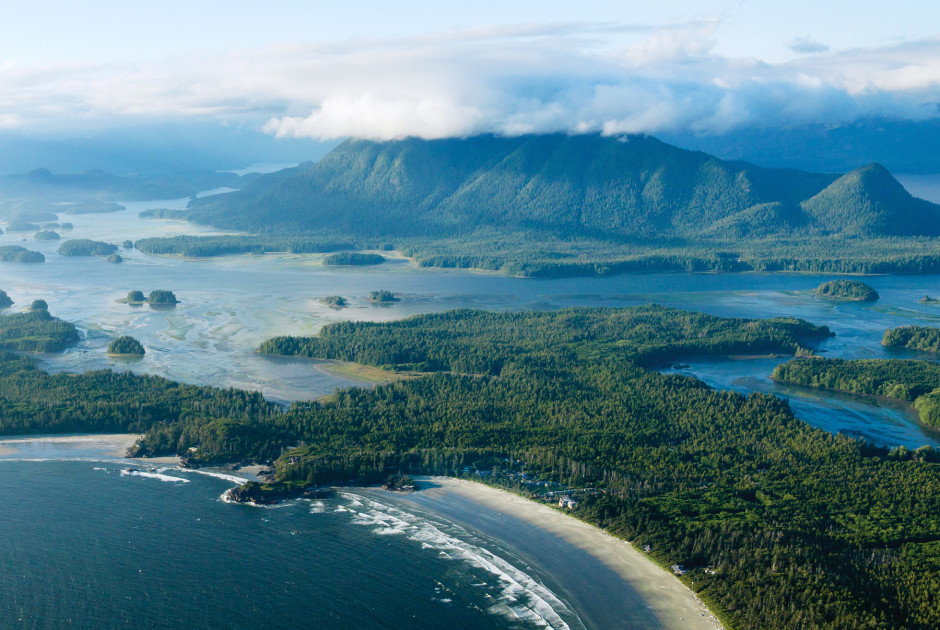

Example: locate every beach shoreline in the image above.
[392,476,723,630]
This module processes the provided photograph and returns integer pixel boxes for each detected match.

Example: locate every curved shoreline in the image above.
[387,476,723,630]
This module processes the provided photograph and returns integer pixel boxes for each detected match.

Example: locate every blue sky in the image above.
[1,1,939,139]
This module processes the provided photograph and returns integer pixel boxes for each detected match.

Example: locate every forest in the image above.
[883,325,940,352]
[3,305,940,628]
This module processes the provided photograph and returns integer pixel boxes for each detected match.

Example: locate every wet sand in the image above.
[390,477,722,630]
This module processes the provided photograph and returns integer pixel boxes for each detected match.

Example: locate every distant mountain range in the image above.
[186,133,940,241]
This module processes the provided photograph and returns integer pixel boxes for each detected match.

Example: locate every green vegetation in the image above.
[0,290,12,309]
[147,290,178,305]
[33,230,60,241]
[61,200,124,215]
[883,326,940,352]
[368,290,398,303]
[0,246,44,263]
[0,307,79,352]
[107,336,145,356]
[124,290,145,304]
[29,300,47,312]
[135,235,354,257]
[322,252,385,266]
[162,134,940,278]
[773,357,940,426]
[106,254,123,264]
[815,279,879,301]
[5,221,40,232]
[123,240,133,249]
[59,222,73,229]
[5,304,940,626]
[319,295,348,307]
[57,239,118,256]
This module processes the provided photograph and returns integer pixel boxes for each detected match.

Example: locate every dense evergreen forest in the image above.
[0,306,79,352]
[4,304,940,627]
[0,245,44,263]
[883,325,940,352]
[57,239,117,256]
[321,252,385,266]
[773,357,940,427]
[815,279,879,301]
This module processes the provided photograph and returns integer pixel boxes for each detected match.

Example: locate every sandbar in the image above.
[392,477,722,630]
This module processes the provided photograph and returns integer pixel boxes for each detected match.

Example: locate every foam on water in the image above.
[120,469,189,483]
[339,492,580,630]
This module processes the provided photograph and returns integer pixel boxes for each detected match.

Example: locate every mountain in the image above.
[187,134,940,241]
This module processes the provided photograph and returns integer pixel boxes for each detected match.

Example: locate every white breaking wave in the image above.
[120,469,190,483]
[173,468,248,485]
[340,492,579,630]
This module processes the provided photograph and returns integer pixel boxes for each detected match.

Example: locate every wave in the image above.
[174,468,248,485]
[120,469,190,483]
[340,492,580,630]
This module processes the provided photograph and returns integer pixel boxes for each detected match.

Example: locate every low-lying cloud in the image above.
[1,22,939,141]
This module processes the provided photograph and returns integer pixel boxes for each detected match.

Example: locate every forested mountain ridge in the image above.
[186,133,938,240]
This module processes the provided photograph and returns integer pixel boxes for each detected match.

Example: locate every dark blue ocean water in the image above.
[0,457,584,630]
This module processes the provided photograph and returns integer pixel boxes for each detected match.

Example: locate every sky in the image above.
[1,1,939,141]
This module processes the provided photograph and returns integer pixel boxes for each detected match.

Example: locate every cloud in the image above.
[789,37,830,54]
[1,23,939,141]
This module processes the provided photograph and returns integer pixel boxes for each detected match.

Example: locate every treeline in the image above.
[0,309,79,352]
[134,235,356,257]
[773,357,940,427]
[57,239,117,256]
[322,252,385,266]
[259,306,831,372]
[816,279,879,301]
[884,325,940,353]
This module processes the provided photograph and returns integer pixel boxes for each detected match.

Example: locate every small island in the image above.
[368,290,399,303]
[33,230,60,241]
[320,295,348,308]
[322,252,385,266]
[107,254,123,264]
[58,239,118,257]
[29,299,48,312]
[0,303,80,352]
[5,221,40,232]
[148,289,179,305]
[139,208,189,220]
[123,240,134,249]
[0,246,44,263]
[121,290,146,305]
[0,290,12,309]
[107,335,145,357]
[60,222,74,230]
[815,279,879,302]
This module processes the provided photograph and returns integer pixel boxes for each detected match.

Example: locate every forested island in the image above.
[135,235,353,257]
[883,325,940,352]
[319,295,347,308]
[0,290,12,309]
[5,221,40,232]
[107,336,145,356]
[147,290,178,305]
[368,290,398,303]
[0,246,44,263]
[772,357,940,427]
[106,254,122,264]
[33,230,60,241]
[122,290,146,304]
[322,252,385,266]
[815,279,879,301]
[57,239,118,256]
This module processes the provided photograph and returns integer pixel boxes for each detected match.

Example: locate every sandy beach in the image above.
[0,434,182,464]
[392,477,722,630]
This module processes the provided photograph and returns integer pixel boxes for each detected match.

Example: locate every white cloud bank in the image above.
[1,22,939,140]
